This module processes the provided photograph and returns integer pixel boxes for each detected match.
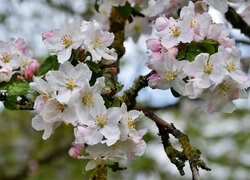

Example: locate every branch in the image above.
[122,71,154,110]
[236,39,250,45]
[138,109,211,179]
[225,6,250,38]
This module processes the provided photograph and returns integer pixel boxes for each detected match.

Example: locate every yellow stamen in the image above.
[165,71,175,81]
[134,24,142,31]
[203,63,213,74]
[219,82,230,92]
[226,61,237,71]
[169,25,180,37]
[65,77,77,90]
[190,20,197,28]
[95,115,108,128]
[82,93,94,106]
[55,102,65,111]
[1,53,10,63]
[111,140,121,150]
[93,37,102,48]
[128,117,135,129]
[61,35,72,48]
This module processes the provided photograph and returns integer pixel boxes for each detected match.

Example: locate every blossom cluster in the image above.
[0,38,40,82]
[30,61,146,170]
[146,2,249,113]
[42,18,117,64]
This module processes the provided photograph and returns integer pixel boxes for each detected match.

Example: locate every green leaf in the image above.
[8,82,31,97]
[171,87,180,97]
[176,49,186,60]
[89,72,102,86]
[102,95,110,109]
[116,2,132,18]
[94,0,99,12]
[36,55,59,76]
[0,74,19,91]
[4,95,19,110]
[86,60,100,73]
[112,98,120,107]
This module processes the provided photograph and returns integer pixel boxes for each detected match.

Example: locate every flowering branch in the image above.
[225,6,250,38]
[141,109,211,179]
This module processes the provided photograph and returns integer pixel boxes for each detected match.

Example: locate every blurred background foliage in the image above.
[0,0,250,179]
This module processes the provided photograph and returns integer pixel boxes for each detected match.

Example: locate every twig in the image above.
[236,39,250,45]
[225,6,250,38]
[122,71,154,110]
[190,162,200,180]
[137,108,211,179]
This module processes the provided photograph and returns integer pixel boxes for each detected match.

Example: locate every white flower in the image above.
[30,76,56,113]
[0,40,20,70]
[125,17,152,43]
[203,76,249,114]
[158,17,193,49]
[83,104,122,146]
[32,114,61,140]
[119,103,144,141]
[45,61,92,103]
[68,77,105,125]
[42,18,84,64]
[148,52,188,95]
[203,0,228,13]
[218,46,249,84]
[83,20,117,62]
[0,68,12,82]
[183,53,225,88]
[41,98,77,125]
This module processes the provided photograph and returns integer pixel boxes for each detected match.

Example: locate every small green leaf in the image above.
[94,0,100,12]
[116,2,132,18]
[102,95,110,109]
[86,60,100,73]
[8,82,31,97]
[176,49,186,60]
[112,98,120,107]
[89,72,102,86]
[171,87,180,97]
[36,55,59,76]
[4,95,19,110]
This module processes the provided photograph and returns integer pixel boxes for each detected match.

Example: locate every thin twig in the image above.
[190,162,200,180]
[225,6,250,38]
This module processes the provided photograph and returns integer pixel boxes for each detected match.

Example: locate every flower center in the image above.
[169,25,180,37]
[219,82,230,92]
[165,71,175,81]
[203,63,213,74]
[95,115,108,128]
[1,53,10,63]
[93,37,102,48]
[61,35,72,48]
[134,24,142,31]
[190,20,197,28]
[128,117,135,129]
[65,78,77,90]
[82,93,94,106]
[226,61,237,71]
[55,101,65,111]
[111,140,121,150]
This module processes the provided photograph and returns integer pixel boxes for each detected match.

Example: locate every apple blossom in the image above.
[42,18,84,64]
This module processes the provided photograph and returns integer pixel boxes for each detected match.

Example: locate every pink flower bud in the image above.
[69,147,81,158]
[146,39,162,52]
[109,67,117,73]
[28,60,40,74]
[15,38,27,53]
[155,16,169,32]
[78,126,89,136]
[17,75,23,80]
[42,32,53,41]
[147,52,163,69]
[24,69,33,79]
[147,73,159,81]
